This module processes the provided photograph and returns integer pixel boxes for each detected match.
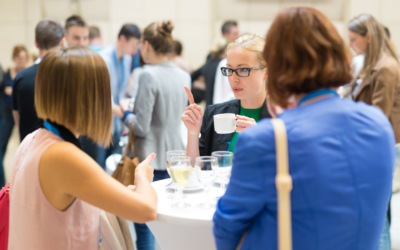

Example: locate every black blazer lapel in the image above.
[260,99,272,119]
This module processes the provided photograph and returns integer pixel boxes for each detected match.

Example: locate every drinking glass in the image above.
[212,151,233,195]
[169,156,192,208]
[194,156,218,209]
[165,150,187,200]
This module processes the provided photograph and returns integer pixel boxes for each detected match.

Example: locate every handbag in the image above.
[103,123,138,250]
[0,183,10,250]
[236,118,293,250]
[112,123,139,186]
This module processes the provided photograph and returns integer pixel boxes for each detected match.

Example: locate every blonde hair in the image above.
[227,34,266,67]
[348,14,398,78]
[35,47,112,146]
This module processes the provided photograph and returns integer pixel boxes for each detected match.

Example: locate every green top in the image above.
[229,106,263,153]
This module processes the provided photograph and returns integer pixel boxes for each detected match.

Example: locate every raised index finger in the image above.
[142,153,156,165]
[184,86,195,105]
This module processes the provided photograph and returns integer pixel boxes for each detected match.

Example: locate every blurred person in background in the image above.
[30,46,40,64]
[119,20,190,250]
[0,45,29,187]
[65,15,104,168]
[9,47,157,250]
[222,20,240,43]
[170,40,191,74]
[12,18,64,142]
[206,21,240,62]
[347,13,400,250]
[196,20,240,104]
[213,57,235,104]
[349,26,392,80]
[127,52,148,101]
[88,25,102,52]
[191,43,227,106]
[99,24,141,166]
[213,7,393,250]
[64,15,89,47]
[0,63,5,186]
[0,63,3,129]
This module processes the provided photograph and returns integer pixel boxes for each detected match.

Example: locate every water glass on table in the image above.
[194,156,218,209]
[212,151,233,196]
[165,150,187,200]
[168,156,192,208]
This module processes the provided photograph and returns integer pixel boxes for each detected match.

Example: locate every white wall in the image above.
[1,0,400,70]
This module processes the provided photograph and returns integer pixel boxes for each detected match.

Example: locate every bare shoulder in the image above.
[43,141,85,158]
[41,141,96,173]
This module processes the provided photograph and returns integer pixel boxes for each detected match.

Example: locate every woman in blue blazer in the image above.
[213,7,395,250]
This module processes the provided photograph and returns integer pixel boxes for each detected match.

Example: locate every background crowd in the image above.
[0,2,400,250]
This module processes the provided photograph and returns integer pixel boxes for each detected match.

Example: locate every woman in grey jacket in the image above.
[120,20,190,250]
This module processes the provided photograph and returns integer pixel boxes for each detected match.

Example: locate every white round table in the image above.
[146,179,224,250]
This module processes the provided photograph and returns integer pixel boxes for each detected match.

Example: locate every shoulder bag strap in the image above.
[123,120,136,158]
[271,118,292,250]
[236,119,292,250]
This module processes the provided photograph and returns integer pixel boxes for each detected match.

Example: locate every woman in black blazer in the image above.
[182,34,271,160]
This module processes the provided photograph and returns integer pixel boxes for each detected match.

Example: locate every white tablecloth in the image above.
[146,179,224,250]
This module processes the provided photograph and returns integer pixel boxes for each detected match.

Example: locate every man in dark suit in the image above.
[12,18,64,142]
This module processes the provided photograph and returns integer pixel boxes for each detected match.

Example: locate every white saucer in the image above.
[214,178,229,186]
[166,184,203,192]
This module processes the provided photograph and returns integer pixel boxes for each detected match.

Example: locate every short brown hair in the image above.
[118,24,141,40]
[35,18,64,50]
[65,15,87,32]
[264,7,352,108]
[12,45,28,58]
[222,20,238,35]
[143,20,174,54]
[35,47,112,146]
[89,26,101,40]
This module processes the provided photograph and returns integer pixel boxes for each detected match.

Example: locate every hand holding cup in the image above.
[235,115,257,133]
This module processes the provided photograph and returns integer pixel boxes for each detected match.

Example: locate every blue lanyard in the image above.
[112,46,125,96]
[43,121,65,141]
[297,89,339,107]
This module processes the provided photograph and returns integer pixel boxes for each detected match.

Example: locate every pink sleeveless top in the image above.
[9,129,100,250]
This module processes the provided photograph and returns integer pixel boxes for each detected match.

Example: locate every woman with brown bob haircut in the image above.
[8,47,157,250]
[213,7,394,250]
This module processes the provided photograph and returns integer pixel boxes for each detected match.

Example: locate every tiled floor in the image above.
[3,126,400,249]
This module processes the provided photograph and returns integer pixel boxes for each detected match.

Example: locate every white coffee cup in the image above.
[185,171,200,188]
[214,113,236,134]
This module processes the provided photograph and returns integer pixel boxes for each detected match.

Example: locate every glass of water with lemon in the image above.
[168,156,192,208]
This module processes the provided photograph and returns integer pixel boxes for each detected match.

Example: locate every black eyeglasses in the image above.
[221,66,266,77]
